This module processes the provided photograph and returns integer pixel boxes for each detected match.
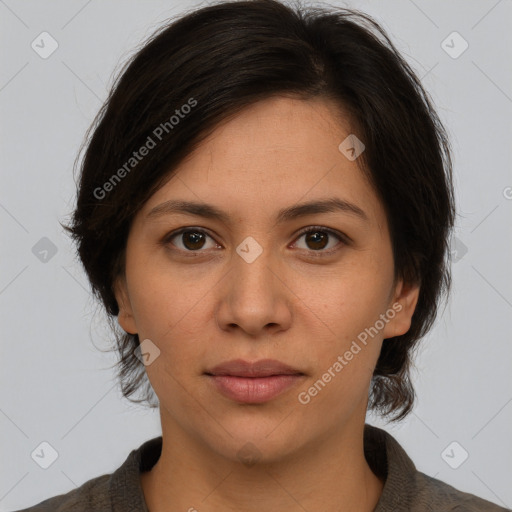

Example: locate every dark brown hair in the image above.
[63,0,455,422]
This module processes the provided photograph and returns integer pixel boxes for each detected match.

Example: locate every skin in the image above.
[114,95,420,512]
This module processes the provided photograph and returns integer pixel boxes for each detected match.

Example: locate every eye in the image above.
[164,228,219,252]
[292,226,347,254]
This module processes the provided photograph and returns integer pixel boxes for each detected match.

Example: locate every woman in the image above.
[15,0,508,510]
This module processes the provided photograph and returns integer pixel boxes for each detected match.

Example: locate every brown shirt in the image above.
[13,424,509,511]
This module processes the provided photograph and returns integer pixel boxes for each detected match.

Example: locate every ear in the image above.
[382,278,420,339]
[113,275,138,335]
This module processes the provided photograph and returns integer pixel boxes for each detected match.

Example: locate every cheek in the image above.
[300,261,392,384]
[125,251,206,336]
[128,278,172,337]
[298,280,386,410]
[125,261,215,374]
[322,264,393,335]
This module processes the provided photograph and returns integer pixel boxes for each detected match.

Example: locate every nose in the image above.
[214,243,293,338]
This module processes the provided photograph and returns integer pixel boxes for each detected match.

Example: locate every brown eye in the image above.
[181,231,207,250]
[293,227,346,253]
[166,229,217,252]
[304,231,329,250]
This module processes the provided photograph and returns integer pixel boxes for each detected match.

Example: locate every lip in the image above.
[205,359,305,404]
[205,358,303,377]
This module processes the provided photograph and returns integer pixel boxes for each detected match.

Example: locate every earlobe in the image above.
[113,276,138,335]
[382,279,420,339]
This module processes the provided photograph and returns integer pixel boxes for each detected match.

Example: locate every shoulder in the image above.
[11,474,111,512]
[364,424,509,512]
[11,436,162,512]
[410,470,510,511]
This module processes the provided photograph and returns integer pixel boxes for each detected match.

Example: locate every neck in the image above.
[141,411,384,512]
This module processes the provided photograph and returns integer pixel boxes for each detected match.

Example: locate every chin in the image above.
[204,414,310,464]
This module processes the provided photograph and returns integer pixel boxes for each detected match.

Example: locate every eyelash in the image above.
[162,225,349,257]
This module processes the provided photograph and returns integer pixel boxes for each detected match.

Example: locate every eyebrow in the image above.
[146,197,368,224]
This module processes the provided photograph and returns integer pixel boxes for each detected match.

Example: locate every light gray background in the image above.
[1,0,511,510]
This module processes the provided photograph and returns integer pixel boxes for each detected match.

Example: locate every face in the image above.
[114,96,419,464]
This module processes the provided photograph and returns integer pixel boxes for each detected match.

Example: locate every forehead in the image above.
[140,96,384,228]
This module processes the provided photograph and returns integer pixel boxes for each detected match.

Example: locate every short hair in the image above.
[63,0,455,422]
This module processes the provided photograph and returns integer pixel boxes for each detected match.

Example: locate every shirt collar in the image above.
[108,424,417,511]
